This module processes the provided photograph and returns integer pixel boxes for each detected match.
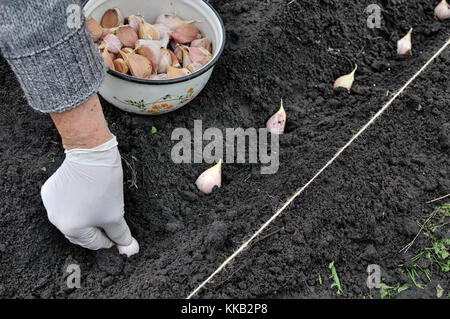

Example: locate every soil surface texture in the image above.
[0,0,449,298]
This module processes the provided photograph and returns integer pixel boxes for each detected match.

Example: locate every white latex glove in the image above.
[41,136,139,257]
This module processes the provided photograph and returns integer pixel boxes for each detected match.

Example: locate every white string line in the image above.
[187,37,450,299]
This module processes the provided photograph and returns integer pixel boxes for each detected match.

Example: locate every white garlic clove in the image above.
[333,65,357,92]
[103,33,122,53]
[117,237,139,257]
[149,73,169,80]
[157,48,172,74]
[187,62,203,73]
[397,28,413,55]
[195,160,222,194]
[188,47,213,66]
[266,99,286,135]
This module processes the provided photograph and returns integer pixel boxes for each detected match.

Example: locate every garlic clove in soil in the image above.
[117,25,138,48]
[86,18,103,42]
[113,58,129,74]
[155,12,194,31]
[266,99,286,135]
[188,47,213,66]
[168,49,181,67]
[117,237,139,257]
[333,65,357,92]
[172,24,201,44]
[191,37,212,53]
[397,28,413,55]
[195,160,222,195]
[101,7,124,28]
[435,0,450,20]
[102,33,122,53]
[168,66,191,79]
[187,62,203,73]
[157,49,172,74]
[126,53,152,79]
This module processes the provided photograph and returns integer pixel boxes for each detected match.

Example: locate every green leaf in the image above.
[151,126,157,134]
[40,167,47,172]
[436,284,444,298]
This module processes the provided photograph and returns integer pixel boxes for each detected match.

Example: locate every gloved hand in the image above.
[41,136,139,257]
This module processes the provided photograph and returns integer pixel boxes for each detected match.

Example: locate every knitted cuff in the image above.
[4,23,106,113]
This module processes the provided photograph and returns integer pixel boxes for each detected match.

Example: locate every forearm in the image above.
[0,0,105,113]
[51,94,112,150]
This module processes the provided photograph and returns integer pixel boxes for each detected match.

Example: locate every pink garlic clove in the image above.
[101,7,124,28]
[117,25,138,48]
[266,99,286,135]
[172,24,201,44]
[191,37,212,53]
[86,18,103,42]
[195,160,222,194]
[103,33,122,53]
[168,49,181,67]
[167,66,191,79]
[135,40,162,73]
[397,28,413,55]
[188,47,213,66]
[435,0,450,20]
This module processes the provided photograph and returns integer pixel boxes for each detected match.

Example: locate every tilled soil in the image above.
[0,0,449,298]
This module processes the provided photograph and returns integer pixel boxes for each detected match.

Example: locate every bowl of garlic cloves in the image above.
[83,0,225,115]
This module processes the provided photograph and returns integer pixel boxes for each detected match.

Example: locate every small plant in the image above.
[40,167,47,172]
[151,126,157,134]
[329,261,343,295]
[318,272,323,285]
[380,282,409,299]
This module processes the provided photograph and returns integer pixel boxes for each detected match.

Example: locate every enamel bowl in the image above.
[83,0,225,115]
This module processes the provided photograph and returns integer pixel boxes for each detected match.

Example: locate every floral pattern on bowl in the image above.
[113,88,196,114]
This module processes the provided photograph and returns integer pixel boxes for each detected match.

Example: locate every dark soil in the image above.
[0,0,449,299]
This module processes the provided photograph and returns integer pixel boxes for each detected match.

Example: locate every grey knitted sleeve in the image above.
[0,0,105,113]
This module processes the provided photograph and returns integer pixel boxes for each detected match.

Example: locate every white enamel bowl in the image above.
[83,0,225,115]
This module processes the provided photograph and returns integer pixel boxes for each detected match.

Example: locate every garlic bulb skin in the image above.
[195,160,222,194]
[333,65,357,92]
[167,66,191,79]
[397,28,413,55]
[435,0,450,20]
[266,99,286,135]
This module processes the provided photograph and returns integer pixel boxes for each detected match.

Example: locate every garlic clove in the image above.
[126,15,143,33]
[187,62,203,73]
[149,73,169,80]
[168,49,181,67]
[333,64,357,92]
[117,237,139,257]
[86,18,103,42]
[167,66,191,79]
[172,24,201,44]
[113,58,129,74]
[103,33,122,53]
[397,28,413,55]
[118,47,135,60]
[182,46,192,68]
[101,7,124,28]
[188,47,213,66]
[127,53,152,79]
[117,25,138,48]
[157,48,172,74]
[135,40,162,73]
[191,37,212,53]
[266,99,286,135]
[435,0,450,20]
[101,48,115,70]
[139,22,160,40]
[155,13,194,30]
[174,45,184,62]
[195,160,222,194]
